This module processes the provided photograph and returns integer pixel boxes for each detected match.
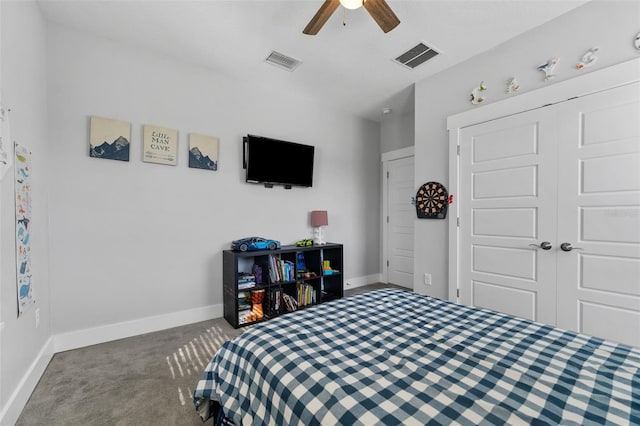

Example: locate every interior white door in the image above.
[458,108,559,324]
[555,82,640,347]
[387,156,414,288]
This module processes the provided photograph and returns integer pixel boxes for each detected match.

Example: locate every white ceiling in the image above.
[36,0,588,122]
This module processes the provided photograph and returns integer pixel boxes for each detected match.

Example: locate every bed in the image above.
[193,288,640,425]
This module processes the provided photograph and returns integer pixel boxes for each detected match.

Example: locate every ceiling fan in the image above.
[303,0,400,35]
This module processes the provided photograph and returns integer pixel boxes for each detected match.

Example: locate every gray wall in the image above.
[413,0,640,298]
[381,110,414,154]
[45,24,381,334]
[0,0,51,414]
[1,5,381,419]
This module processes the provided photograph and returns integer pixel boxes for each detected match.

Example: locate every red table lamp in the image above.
[310,210,328,245]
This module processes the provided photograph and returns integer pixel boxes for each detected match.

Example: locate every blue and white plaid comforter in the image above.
[194,288,640,425]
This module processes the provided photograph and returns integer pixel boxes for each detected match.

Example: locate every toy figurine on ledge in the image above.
[295,239,313,247]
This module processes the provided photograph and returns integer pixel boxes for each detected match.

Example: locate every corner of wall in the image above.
[344,273,383,290]
[0,337,55,426]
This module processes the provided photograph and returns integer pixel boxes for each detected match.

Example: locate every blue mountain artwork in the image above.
[90,136,130,161]
[189,146,217,170]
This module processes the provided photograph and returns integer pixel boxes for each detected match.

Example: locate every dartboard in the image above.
[416,182,448,219]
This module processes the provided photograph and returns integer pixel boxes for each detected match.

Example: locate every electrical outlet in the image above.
[424,273,432,286]
[35,308,40,328]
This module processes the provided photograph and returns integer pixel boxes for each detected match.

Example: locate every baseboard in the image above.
[54,303,224,353]
[0,336,55,426]
[344,273,383,290]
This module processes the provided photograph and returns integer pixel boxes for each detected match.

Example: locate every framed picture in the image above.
[189,133,219,171]
[143,125,178,166]
[89,116,130,161]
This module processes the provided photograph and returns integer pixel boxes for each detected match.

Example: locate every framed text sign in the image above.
[143,124,178,166]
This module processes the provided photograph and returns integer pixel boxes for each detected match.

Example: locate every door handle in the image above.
[529,241,552,250]
[560,242,583,252]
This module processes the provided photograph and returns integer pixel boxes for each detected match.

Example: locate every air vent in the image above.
[265,51,302,72]
[394,42,439,69]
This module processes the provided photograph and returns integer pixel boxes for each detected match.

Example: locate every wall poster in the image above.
[143,125,178,165]
[188,133,219,171]
[15,143,34,316]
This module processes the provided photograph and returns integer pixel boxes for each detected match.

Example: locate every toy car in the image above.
[295,239,313,247]
[231,237,281,252]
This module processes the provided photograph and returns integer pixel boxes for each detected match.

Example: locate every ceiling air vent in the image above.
[394,42,439,69]
[265,51,302,72]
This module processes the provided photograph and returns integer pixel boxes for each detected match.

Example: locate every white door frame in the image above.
[381,146,415,284]
[447,57,640,302]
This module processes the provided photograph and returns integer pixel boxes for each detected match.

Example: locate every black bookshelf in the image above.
[223,243,343,328]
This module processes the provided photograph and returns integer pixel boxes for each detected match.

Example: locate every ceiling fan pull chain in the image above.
[342,8,347,26]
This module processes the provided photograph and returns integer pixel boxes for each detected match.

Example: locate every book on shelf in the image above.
[238,273,255,282]
[238,272,256,289]
[266,288,282,317]
[268,256,278,283]
[296,283,316,307]
[238,309,252,325]
[282,293,298,312]
[268,256,294,283]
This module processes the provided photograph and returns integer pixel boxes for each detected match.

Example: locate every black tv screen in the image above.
[244,134,314,188]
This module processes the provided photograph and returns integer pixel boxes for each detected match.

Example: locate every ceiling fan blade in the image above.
[303,0,340,35]
[363,0,400,33]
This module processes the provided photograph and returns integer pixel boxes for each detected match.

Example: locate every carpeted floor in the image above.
[16,283,405,425]
[16,318,244,426]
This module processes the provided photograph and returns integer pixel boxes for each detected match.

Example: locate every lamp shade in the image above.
[310,210,328,227]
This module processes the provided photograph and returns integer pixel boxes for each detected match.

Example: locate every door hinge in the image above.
[457,145,460,155]
[387,216,389,223]
[457,217,460,227]
[387,260,389,267]
[387,171,389,178]
[457,288,460,298]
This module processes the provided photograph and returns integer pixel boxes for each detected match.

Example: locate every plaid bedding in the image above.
[194,288,640,425]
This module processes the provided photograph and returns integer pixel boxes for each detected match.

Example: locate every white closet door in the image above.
[556,82,640,347]
[458,108,558,324]
[387,156,415,288]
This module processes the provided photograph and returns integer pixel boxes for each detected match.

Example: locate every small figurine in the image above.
[506,77,521,94]
[470,81,487,105]
[576,48,599,70]
[537,58,559,82]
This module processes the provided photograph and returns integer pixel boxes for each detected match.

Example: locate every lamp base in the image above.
[313,227,326,245]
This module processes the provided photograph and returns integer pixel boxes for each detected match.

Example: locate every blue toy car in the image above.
[231,237,281,252]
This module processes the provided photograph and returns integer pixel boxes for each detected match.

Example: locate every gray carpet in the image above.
[16,284,405,425]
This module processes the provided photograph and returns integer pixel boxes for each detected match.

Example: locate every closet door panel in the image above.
[556,82,640,347]
[458,109,558,324]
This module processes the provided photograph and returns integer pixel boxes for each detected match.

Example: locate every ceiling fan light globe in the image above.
[339,0,363,10]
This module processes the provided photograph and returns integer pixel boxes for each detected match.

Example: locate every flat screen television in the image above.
[243,134,315,188]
